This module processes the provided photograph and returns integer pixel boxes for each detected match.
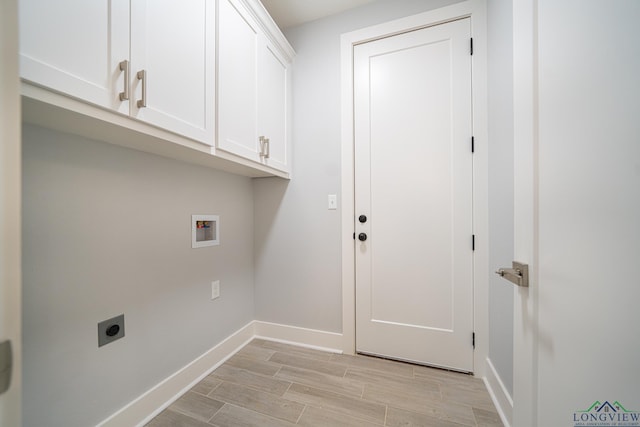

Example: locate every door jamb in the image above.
[512,0,539,424]
[339,0,489,377]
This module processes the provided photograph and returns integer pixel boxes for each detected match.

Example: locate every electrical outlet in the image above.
[98,314,125,347]
[211,281,220,300]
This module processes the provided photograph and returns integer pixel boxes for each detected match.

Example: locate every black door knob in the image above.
[358,233,367,242]
[359,215,367,223]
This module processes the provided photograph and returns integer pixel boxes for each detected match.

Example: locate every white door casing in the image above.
[354,18,474,371]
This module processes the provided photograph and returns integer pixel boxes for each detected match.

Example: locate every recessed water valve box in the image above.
[192,215,219,248]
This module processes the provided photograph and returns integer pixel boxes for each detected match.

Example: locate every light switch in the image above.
[328,194,337,210]
[211,281,220,300]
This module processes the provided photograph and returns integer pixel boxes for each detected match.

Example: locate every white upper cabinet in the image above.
[19,0,215,145]
[130,1,214,143]
[258,42,289,172]
[19,1,130,115]
[217,0,294,173]
[19,0,293,177]
[217,0,260,162]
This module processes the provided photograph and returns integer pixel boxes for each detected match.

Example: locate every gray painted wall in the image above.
[487,0,515,396]
[22,125,255,427]
[253,0,463,333]
[21,1,520,424]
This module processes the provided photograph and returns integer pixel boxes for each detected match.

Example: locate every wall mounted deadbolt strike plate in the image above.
[495,261,529,287]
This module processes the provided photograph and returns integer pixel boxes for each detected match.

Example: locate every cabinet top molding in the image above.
[241,0,296,61]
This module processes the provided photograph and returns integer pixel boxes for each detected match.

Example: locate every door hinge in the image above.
[472,332,476,349]
[471,136,475,153]
[470,38,473,55]
[472,234,475,251]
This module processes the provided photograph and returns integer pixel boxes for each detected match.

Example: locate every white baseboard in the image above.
[96,321,344,426]
[253,320,343,353]
[97,321,255,427]
[483,357,513,427]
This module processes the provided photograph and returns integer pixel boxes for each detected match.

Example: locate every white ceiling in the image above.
[261,0,378,29]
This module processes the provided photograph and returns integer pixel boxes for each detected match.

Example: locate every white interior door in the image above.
[512,1,640,425]
[354,18,473,372]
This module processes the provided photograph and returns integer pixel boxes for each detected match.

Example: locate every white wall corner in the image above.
[253,320,343,354]
[484,357,514,427]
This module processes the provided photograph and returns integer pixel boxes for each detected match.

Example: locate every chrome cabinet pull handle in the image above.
[259,136,270,159]
[118,60,129,101]
[264,137,270,159]
[137,69,147,108]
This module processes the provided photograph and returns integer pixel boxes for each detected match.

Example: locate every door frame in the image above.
[340,0,489,376]
[512,0,538,424]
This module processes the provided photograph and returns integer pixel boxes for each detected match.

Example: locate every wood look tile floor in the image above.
[147,339,503,427]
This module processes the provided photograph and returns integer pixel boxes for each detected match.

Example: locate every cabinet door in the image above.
[19,0,130,114]
[217,0,261,161]
[130,0,215,145]
[258,42,289,172]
